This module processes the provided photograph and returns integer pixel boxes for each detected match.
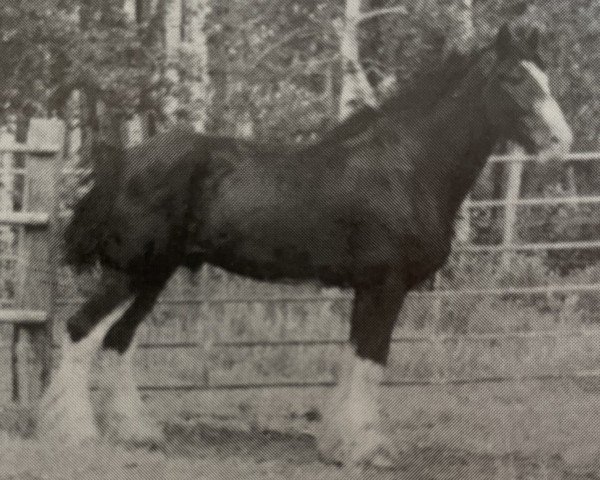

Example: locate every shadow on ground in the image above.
[161,421,588,480]
[164,422,321,464]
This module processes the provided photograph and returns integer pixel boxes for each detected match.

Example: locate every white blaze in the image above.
[521,60,573,152]
[521,60,550,94]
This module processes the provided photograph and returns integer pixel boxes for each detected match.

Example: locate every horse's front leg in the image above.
[37,269,134,444]
[317,276,405,468]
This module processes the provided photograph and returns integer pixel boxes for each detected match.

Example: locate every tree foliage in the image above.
[0,0,599,149]
[2,1,600,273]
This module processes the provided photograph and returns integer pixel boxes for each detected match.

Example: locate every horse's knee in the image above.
[102,323,135,353]
[102,276,171,353]
[66,315,90,343]
[66,298,128,343]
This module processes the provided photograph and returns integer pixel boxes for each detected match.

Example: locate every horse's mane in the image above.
[312,46,490,151]
[382,46,490,113]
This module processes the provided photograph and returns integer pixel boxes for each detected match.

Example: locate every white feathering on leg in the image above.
[99,338,163,445]
[317,345,396,468]
[37,300,133,443]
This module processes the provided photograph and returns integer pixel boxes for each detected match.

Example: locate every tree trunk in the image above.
[443,0,475,58]
[182,0,210,133]
[338,0,377,120]
[123,0,138,23]
[163,0,183,128]
[444,0,475,243]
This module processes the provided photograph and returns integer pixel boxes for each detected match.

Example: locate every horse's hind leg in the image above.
[97,278,170,446]
[38,268,134,443]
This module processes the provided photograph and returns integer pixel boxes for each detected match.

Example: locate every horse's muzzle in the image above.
[532,98,573,163]
[535,134,573,164]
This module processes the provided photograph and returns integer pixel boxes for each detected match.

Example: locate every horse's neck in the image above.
[421,80,497,218]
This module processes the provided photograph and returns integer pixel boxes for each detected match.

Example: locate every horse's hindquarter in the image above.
[98,129,203,270]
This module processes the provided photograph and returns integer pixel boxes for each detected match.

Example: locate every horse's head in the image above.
[483,24,573,161]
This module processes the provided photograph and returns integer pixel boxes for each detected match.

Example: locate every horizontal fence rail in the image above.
[41,326,600,351]
[488,152,600,163]
[463,195,600,209]
[85,369,600,392]
[0,212,50,226]
[455,240,600,253]
[0,310,48,324]
[212,328,600,348]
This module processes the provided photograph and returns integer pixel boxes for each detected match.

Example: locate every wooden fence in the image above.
[4,127,600,404]
[0,118,64,402]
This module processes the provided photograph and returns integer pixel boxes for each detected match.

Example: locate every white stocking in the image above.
[99,339,162,445]
[37,300,133,443]
[317,345,396,468]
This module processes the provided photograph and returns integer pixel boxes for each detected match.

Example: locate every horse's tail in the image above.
[63,142,124,272]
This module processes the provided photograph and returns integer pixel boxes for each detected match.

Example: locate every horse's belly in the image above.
[207,228,352,282]
[196,203,355,283]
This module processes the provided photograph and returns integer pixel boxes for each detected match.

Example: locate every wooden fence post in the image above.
[15,119,65,402]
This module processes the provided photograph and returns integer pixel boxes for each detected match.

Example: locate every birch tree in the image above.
[163,0,183,128]
[445,0,475,244]
[160,0,211,134]
[121,0,144,146]
[182,0,210,133]
[443,0,475,58]
[338,0,377,120]
[502,5,541,262]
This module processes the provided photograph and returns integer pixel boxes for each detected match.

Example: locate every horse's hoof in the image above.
[37,400,99,444]
[37,415,100,445]
[349,430,398,469]
[316,427,398,469]
[316,430,344,467]
[104,416,165,449]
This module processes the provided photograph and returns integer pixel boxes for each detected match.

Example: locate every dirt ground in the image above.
[0,427,590,480]
[3,382,600,479]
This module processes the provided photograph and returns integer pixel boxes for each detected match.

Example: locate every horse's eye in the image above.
[499,71,524,84]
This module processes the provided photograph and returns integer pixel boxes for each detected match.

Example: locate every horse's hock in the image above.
[0,118,65,405]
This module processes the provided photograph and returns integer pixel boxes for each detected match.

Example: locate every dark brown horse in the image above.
[39,25,572,468]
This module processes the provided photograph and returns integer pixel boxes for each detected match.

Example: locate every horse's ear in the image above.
[528,28,541,52]
[496,24,514,59]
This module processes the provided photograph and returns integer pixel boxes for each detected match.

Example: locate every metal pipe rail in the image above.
[489,152,600,163]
